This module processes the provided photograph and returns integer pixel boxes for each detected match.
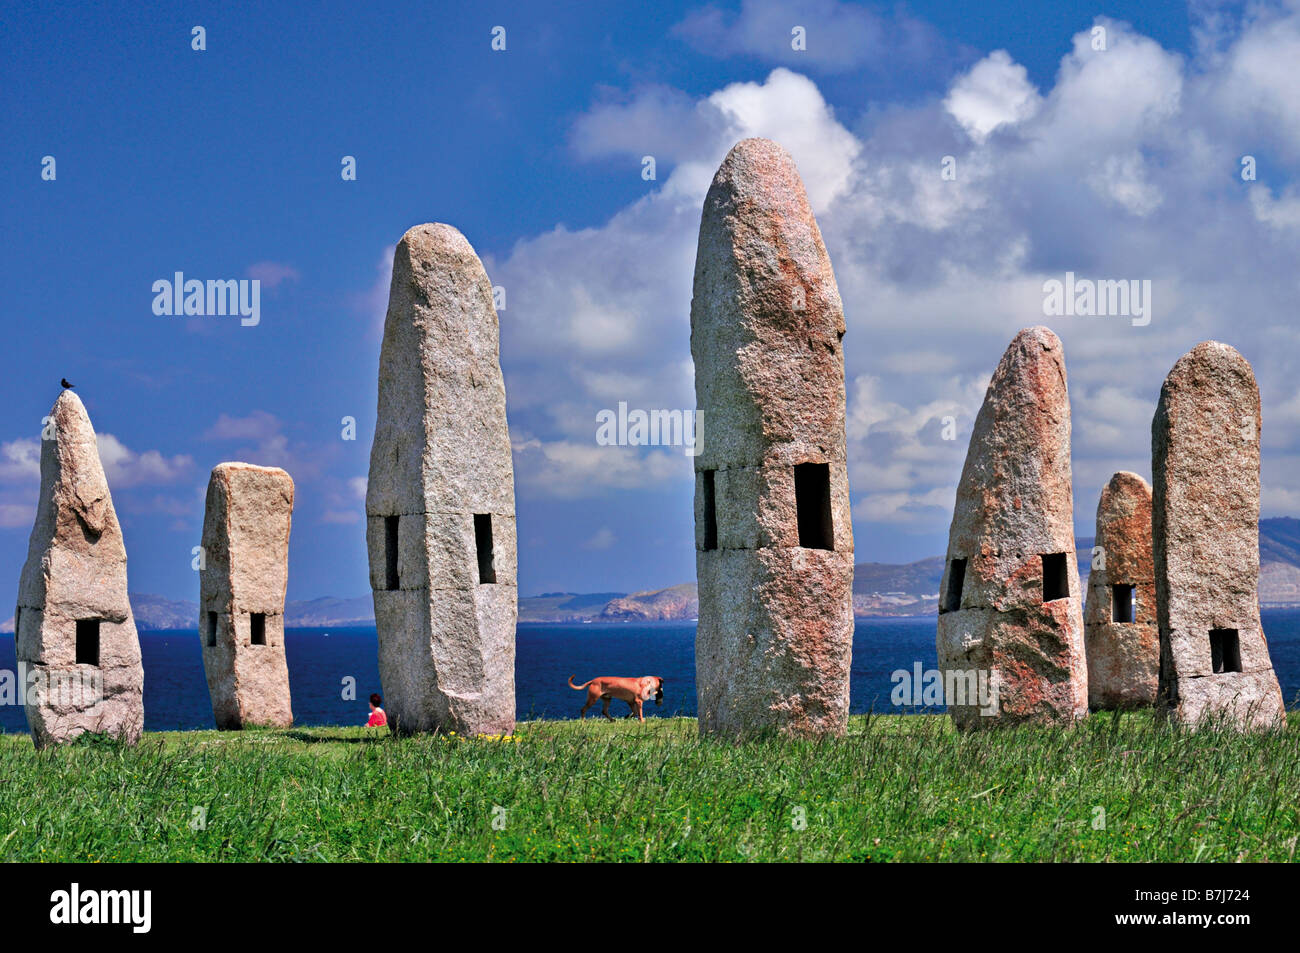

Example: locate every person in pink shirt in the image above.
[365,693,387,728]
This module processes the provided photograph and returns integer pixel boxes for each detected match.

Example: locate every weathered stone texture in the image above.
[14,391,144,747]
[1152,342,1284,729]
[199,463,294,729]
[936,327,1088,729]
[367,223,516,736]
[691,137,854,740]
[1084,471,1158,709]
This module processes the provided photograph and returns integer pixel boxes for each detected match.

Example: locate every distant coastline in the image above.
[6,517,1300,632]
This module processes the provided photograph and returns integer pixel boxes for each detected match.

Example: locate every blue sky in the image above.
[3,0,1298,603]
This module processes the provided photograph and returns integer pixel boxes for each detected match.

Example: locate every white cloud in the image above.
[95,434,193,487]
[0,438,41,483]
[512,435,689,500]
[1085,152,1164,216]
[1250,184,1300,230]
[944,50,1041,142]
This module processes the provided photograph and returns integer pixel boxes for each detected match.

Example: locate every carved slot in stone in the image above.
[1042,552,1068,602]
[1111,584,1135,623]
[206,611,218,647]
[794,462,833,551]
[474,514,497,584]
[383,515,399,591]
[250,612,266,646]
[943,558,966,614]
[75,620,100,666]
[1210,628,1241,674]
[701,470,718,551]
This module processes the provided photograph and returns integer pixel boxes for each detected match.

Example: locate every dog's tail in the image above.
[568,675,594,691]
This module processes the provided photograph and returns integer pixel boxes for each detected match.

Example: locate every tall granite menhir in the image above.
[936,327,1088,729]
[691,138,854,740]
[1152,342,1284,729]
[1085,471,1158,710]
[367,223,517,736]
[199,462,294,729]
[14,391,144,747]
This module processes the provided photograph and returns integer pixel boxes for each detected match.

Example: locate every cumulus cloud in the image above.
[944,49,1041,142]
[1250,184,1300,230]
[0,438,41,483]
[512,435,690,500]
[95,434,193,488]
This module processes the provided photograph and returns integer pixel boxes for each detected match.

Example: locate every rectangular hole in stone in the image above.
[701,470,718,551]
[383,515,399,590]
[75,619,100,665]
[250,612,266,646]
[474,514,496,584]
[943,558,966,614]
[1210,628,1241,674]
[794,462,833,551]
[1111,584,1135,623]
[206,611,218,647]
[1041,552,1068,602]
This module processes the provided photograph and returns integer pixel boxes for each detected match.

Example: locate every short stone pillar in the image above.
[199,462,295,729]
[14,391,144,747]
[936,327,1088,728]
[691,138,855,740]
[367,223,517,736]
[1085,472,1158,710]
[1152,342,1284,729]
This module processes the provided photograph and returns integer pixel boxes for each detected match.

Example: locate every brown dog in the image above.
[569,675,665,722]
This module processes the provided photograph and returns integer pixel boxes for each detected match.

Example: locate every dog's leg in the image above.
[636,699,645,722]
[602,697,614,721]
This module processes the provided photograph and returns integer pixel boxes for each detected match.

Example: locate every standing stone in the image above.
[1084,471,1158,710]
[14,391,144,747]
[691,138,854,740]
[1152,342,1284,729]
[367,223,516,736]
[199,463,294,729]
[936,327,1088,729]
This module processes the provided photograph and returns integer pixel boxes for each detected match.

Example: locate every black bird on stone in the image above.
[60,378,74,389]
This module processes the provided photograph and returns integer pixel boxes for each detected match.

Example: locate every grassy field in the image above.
[1,712,1298,862]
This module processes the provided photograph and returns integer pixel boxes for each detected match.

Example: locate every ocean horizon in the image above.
[2,611,1298,734]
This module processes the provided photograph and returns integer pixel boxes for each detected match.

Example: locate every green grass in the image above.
[1,713,1298,861]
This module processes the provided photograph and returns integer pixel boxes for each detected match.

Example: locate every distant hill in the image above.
[2,516,1298,632]
[128,593,198,630]
[286,596,375,627]
[518,592,626,623]
[0,593,378,633]
[1261,517,1300,565]
[598,584,698,621]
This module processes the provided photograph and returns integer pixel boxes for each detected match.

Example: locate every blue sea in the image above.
[2,611,1299,732]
